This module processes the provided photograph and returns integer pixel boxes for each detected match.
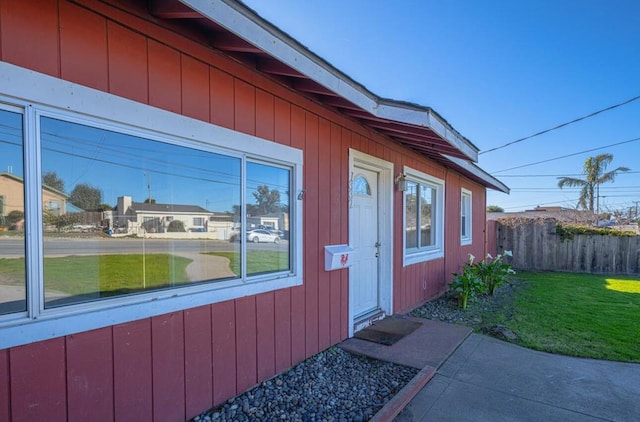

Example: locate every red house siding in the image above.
[0,1,489,420]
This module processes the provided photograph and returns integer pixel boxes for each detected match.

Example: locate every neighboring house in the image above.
[247,211,289,231]
[0,172,68,223]
[0,1,508,421]
[112,195,214,235]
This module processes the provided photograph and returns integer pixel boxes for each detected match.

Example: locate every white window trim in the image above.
[402,166,444,266]
[461,188,472,246]
[0,62,303,349]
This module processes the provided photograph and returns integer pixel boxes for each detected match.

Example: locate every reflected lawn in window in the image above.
[0,258,26,314]
[205,250,290,277]
[40,254,191,307]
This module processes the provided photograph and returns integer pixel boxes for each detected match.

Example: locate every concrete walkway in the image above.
[398,333,640,421]
[341,318,640,421]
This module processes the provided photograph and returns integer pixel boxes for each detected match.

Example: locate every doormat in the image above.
[353,317,422,346]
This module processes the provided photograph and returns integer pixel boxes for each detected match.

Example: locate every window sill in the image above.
[403,249,444,266]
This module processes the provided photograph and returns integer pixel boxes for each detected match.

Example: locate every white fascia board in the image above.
[180,0,479,162]
[375,102,478,161]
[442,154,510,193]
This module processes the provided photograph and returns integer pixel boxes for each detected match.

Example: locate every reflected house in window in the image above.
[112,195,233,239]
[0,172,68,223]
[247,211,289,232]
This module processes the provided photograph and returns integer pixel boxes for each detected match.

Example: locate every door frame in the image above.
[348,148,394,337]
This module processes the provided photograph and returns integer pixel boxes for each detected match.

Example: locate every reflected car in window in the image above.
[247,229,280,243]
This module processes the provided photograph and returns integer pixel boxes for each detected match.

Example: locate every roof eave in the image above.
[441,154,510,193]
[179,0,479,162]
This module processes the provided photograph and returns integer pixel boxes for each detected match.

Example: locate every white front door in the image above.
[348,149,393,336]
[350,167,380,318]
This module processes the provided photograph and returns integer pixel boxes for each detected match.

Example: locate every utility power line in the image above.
[499,171,640,178]
[480,94,640,155]
[493,135,640,173]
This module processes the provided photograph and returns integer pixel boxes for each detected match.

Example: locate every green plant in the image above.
[555,222,636,242]
[481,251,516,296]
[450,255,485,309]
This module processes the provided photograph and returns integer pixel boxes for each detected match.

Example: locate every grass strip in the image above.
[503,272,640,362]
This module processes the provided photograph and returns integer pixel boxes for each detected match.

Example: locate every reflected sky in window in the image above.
[40,116,241,213]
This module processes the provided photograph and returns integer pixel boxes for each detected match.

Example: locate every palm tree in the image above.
[557,154,630,213]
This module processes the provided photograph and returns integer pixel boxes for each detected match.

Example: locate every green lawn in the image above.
[205,251,289,276]
[500,272,640,362]
[0,254,191,297]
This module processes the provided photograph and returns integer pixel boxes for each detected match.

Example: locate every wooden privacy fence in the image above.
[488,218,640,275]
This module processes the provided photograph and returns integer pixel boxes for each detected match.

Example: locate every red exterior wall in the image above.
[0,0,488,420]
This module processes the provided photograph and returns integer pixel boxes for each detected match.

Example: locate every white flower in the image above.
[486,253,493,260]
[504,250,513,257]
[468,253,475,262]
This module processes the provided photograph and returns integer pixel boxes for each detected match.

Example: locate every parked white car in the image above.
[247,229,280,243]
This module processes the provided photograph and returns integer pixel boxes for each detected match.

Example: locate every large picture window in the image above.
[0,62,302,348]
[403,167,444,265]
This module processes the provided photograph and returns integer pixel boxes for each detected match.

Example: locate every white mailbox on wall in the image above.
[324,245,355,271]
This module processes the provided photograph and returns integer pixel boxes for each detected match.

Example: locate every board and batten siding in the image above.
[0,1,487,420]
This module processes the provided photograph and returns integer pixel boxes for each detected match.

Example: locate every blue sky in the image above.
[242,0,640,213]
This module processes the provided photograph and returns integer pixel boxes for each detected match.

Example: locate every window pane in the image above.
[405,181,418,249]
[420,185,435,247]
[461,193,469,238]
[246,161,290,276]
[353,175,371,196]
[0,109,26,314]
[40,116,241,308]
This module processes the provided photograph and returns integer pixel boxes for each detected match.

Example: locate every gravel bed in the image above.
[193,347,419,422]
[410,278,527,330]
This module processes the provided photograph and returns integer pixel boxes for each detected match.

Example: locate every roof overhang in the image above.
[176,0,479,162]
[441,155,510,193]
[150,1,508,191]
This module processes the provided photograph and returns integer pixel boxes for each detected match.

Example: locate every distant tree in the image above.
[486,205,504,212]
[6,210,24,226]
[50,213,81,232]
[42,171,65,192]
[144,198,156,204]
[167,220,186,232]
[97,204,113,211]
[69,183,103,211]
[557,154,630,213]
[252,185,281,215]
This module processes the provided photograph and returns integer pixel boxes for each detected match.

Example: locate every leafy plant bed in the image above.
[411,278,527,331]
[412,272,640,363]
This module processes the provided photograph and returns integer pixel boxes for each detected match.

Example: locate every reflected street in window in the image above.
[40,117,242,307]
[0,109,26,314]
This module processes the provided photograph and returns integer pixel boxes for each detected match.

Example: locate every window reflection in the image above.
[405,181,418,249]
[353,175,371,196]
[40,116,242,308]
[420,185,435,247]
[245,161,291,276]
[0,109,26,315]
[405,181,435,250]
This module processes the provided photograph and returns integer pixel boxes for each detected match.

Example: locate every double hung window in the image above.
[403,167,444,265]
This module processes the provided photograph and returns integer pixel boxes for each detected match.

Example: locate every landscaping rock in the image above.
[192,347,418,421]
[482,324,519,341]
